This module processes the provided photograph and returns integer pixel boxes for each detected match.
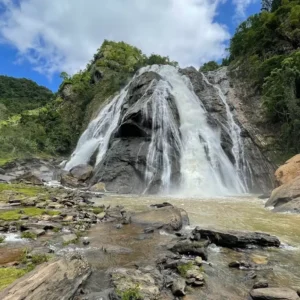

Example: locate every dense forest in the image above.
[0,76,52,120]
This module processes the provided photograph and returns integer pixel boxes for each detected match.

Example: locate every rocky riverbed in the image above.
[0,159,300,299]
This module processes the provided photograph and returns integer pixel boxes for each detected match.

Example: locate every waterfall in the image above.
[142,79,182,193]
[201,73,251,190]
[65,64,249,196]
[65,87,128,171]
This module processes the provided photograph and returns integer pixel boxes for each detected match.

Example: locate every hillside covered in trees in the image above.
[0,76,52,121]
[0,41,177,161]
[229,0,300,154]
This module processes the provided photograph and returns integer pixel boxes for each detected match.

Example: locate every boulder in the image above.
[97,212,106,220]
[131,206,188,231]
[110,267,162,300]
[70,164,93,181]
[253,280,269,289]
[60,173,83,188]
[62,234,78,244]
[170,240,208,260]
[266,176,300,212]
[275,154,300,186]
[192,227,280,248]
[0,254,91,300]
[250,288,299,300]
[14,172,43,185]
[172,277,186,296]
[25,229,45,237]
[90,182,106,193]
[273,197,300,213]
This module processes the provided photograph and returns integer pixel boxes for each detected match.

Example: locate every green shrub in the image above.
[200,61,220,72]
[177,262,195,277]
[118,286,142,300]
[21,232,37,240]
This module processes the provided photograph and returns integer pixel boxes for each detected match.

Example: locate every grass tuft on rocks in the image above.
[0,183,47,197]
[118,285,142,300]
[21,232,37,240]
[0,267,27,291]
[0,207,59,221]
[177,262,195,278]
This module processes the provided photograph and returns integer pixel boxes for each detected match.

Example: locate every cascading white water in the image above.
[201,73,251,190]
[65,87,128,171]
[139,65,246,196]
[66,64,249,196]
[142,79,182,193]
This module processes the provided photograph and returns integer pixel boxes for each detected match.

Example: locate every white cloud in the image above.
[0,0,230,76]
[232,0,258,19]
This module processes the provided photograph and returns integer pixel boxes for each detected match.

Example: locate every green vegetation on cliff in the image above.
[200,61,220,72]
[0,41,177,159]
[227,0,300,153]
[0,77,53,160]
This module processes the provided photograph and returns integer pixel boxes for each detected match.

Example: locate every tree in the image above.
[146,54,178,67]
[60,72,70,81]
[271,0,282,11]
[200,61,219,72]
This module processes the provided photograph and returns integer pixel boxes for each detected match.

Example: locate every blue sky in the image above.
[0,0,261,92]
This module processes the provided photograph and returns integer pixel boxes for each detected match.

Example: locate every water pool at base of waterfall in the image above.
[87,194,300,299]
[97,194,300,245]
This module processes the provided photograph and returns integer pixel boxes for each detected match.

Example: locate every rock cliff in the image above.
[66,65,276,195]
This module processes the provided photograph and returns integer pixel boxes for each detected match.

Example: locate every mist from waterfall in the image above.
[65,65,249,196]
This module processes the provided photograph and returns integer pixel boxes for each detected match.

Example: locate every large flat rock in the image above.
[250,287,300,300]
[193,227,280,248]
[0,254,91,300]
[131,206,189,231]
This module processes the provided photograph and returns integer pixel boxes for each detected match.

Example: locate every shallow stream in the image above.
[90,194,300,299]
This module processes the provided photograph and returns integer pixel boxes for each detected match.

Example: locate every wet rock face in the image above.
[91,71,181,194]
[181,67,276,193]
[83,65,276,194]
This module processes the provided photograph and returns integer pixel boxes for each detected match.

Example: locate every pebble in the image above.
[115,224,123,230]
